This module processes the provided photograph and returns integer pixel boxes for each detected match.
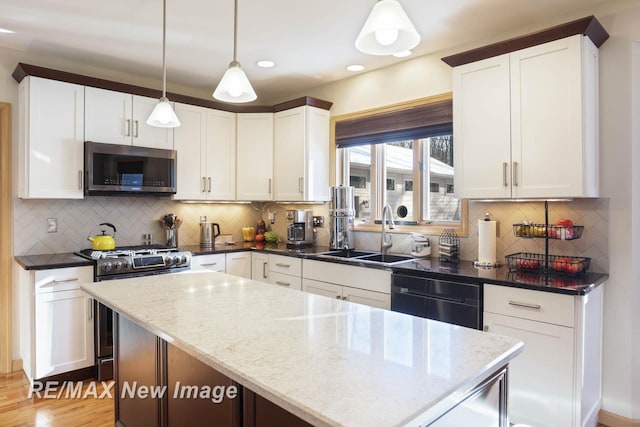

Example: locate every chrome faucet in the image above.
[381,204,395,256]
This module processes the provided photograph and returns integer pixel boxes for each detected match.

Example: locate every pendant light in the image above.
[213,0,257,103]
[147,0,181,128]
[355,0,420,56]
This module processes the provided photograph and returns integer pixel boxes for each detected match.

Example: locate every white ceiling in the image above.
[0,0,633,104]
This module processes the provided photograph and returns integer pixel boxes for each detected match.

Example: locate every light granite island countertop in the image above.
[81,271,523,427]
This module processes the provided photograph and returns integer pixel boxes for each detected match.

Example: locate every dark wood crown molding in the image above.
[12,63,332,113]
[441,16,609,68]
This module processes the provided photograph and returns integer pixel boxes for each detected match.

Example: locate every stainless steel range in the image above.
[75,245,191,380]
[77,245,191,280]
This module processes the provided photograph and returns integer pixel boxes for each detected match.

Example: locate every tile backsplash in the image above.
[13,197,262,255]
[354,198,609,273]
[14,196,609,274]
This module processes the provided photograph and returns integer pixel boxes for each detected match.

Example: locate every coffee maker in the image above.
[287,210,314,248]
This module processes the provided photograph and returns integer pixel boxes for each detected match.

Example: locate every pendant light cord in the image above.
[162,0,167,98]
[233,0,238,62]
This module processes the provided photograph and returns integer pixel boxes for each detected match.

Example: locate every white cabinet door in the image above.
[274,107,305,201]
[343,286,390,310]
[225,252,252,278]
[191,254,225,272]
[236,113,274,201]
[252,253,269,282]
[510,35,592,198]
[484,312,574,427]
[85,87,132,145]
[274,106,330,202]
[34,289,95,379]
[453,54,511,199]
[205,110,236,200]
[302,278,342,299]
[173,103,207,200]
[19,76,85,199]
[131,95,174,149]
[85,88,173,149]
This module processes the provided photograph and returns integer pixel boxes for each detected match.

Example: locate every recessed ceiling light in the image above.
[393,50,412,58]
[0,28,15,34]
[347,64,365,72]
[256,60,276,68]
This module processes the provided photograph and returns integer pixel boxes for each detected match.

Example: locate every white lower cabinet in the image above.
[269,272,302,291]
[190,254,225,272]
[483,284,603,427]
[18,264,95,382]
[225,252,252,279]
[251,253,269,283]
[302,259,391,310]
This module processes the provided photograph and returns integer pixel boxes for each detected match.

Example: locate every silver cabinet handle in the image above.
[268,178,272,194]
[208,177,212,193]
[262,262,267,279]
[275,281,290,287]
[134,120,139,138]
[512,161,518,186]
[202,177,206,193]
[78,170,83,190]
[508,300,541,310]
[298,177,303,194]
[88,298,93,321]
[503,162,508,187]
[52,277,79,284]
[200,262,218,267]
[275,263,290,268]
[125,119,131,137]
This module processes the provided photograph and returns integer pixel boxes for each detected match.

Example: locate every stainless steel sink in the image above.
[320,249,377,258]
[357,253,415,265]
[318,250,415,266]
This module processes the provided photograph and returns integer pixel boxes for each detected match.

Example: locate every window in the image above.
[333,94,467,235]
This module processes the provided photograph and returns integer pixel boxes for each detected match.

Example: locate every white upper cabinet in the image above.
[236,113,274,201]
[173,103,236,200]
[273,106,330,202]
[453,35,599,198]
[85,87,174,149]
[18,76,85,199]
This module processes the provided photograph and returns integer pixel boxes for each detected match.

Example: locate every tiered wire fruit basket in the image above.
[507,201,590,277]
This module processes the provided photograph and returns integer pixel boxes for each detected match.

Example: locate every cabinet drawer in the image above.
[484,284,574,327]
[34,266,94,293]
[269,255,302,276]
[191,254,226,272]
[302,259,391,294]
[268,272,302,291]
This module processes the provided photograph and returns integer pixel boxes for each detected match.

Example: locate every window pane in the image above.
[385,141,415,222]
[347,146,372,221]
[424,135,460,222]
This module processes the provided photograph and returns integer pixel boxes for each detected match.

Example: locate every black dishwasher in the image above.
[391,273,481,329]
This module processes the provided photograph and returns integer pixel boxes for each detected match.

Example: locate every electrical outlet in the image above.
[47,218,57,233]
[312,216,324,227]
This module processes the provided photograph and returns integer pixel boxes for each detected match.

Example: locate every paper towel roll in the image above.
[478,220,497,264]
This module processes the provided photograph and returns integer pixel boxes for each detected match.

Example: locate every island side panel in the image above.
[166,343,240,427]
[115,313,161,427]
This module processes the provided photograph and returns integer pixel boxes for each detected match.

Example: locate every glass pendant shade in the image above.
[147,97,181,127]
[355,0,420,55]
[213,61,257,103]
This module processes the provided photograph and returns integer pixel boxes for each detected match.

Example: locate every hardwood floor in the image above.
[0,371,114,427]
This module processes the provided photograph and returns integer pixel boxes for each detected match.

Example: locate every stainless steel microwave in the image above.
[84,141,177,196]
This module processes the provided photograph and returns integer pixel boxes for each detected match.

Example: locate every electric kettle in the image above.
[199,217,221,247]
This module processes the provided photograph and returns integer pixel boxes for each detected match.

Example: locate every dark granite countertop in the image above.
[15,253,94,270]
[17,244,607,295]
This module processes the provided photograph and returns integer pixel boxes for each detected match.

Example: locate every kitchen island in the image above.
[81,271,523,427]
